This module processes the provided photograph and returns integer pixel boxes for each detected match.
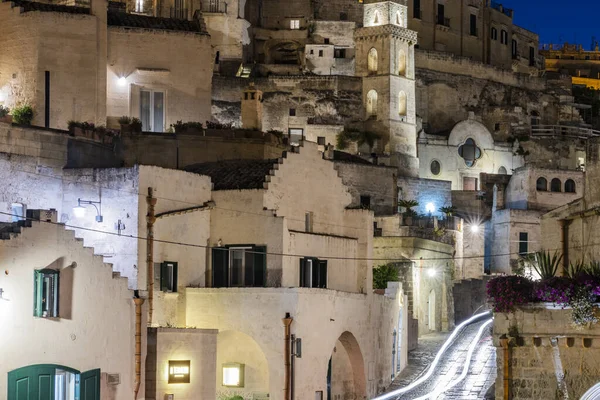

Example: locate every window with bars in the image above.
[34,269,59,318]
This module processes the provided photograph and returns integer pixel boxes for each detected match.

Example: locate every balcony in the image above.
[373,215,462,246]
[170,7,187,19]
[490,1,513,18]
[436,16,450,28]
[199,0,227,13]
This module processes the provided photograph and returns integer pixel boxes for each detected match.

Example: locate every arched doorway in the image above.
[216,330,270,398]
[428,290,436,331]
[327,331,367,400]
[7,364,100,399]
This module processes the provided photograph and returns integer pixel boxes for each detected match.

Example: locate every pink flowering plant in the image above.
[486,275,534,313]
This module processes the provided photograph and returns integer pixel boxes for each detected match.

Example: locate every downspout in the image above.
[146,188,157,325]
[283,313,293,400]
[499,336,511,400]
[133,293,145,400]
[460,0,464,56]
[290,333,296,400]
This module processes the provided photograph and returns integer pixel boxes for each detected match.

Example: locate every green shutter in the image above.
[80,369,101,400]
[34,270,43,317]
[253,246,266,287]
[318,260,328,289]
[212,248,228,287]
[160,262,168,292]
[172,262,178,293]
[53,272,59,317]
[299,259,306,287]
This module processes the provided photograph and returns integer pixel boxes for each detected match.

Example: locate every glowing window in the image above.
[458,138,481,167]
[368,48,378,73]
[366,90,378,116]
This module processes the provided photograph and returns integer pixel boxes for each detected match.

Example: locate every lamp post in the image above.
[73,198,103,222]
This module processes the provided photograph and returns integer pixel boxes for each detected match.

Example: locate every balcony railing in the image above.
[490,1,513,17]
[199,0,227,13]
[170,7,187,19]
[436,16,450,28]
[531,125,600,139]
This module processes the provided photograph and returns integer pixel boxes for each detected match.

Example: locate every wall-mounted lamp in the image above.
[73,198,103,222]
[117,76,127,87]
[222,363,245,387]
[470,224,480,233]
[427,268,436,277]
[426,202,435,214]
[168,360,190,384]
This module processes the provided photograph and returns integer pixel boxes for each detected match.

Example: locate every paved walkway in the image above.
[380,318,496,399]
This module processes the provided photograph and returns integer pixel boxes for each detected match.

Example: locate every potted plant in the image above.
[439,206,457,219]
[118,116,132,134]
[12,105,34,126]
[0,105,11,123]
[399,199,419,226]
[373,264,400,294]
[171,121,203,135]
[130,117,142,134]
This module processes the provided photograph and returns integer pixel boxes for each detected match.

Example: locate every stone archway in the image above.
[327,331,367,400]
[216,330,270,398]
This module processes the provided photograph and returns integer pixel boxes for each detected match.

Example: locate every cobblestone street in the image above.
[379,317,496,399]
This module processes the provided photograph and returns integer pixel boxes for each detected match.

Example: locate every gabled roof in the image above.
[8,0,90,14]
[185,159,278,191]
[107,10,207,34]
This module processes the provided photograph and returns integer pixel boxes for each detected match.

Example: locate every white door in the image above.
[140,90,165,132]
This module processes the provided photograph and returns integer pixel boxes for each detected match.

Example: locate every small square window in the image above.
[318,50,324,57]
[310,49,314,55]
[251,92,255,99]
[160,261,178,292]
[494,123,500,131]
[317,136,326,145]
[289,108,296,116]
[299,258,327,288]
[324,38,330,44]
[340,12,348,21]
[11,203,25,222]
[334,48,346,59]
[34,269,59,318]
[290,19,300,29]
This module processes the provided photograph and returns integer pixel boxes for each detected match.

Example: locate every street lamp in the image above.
[470,224,480,233]
[73,198,103,222]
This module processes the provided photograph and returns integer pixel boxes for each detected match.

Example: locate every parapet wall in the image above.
[494,306,600,399]
[415,49,546,92]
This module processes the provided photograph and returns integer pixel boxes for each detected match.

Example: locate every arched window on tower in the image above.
[398,91,407,117]
[374,10,380,25]
[565,179,576,193]
[368,48,378,74]
[395,11,402,26]
[536,177,547,191]
[551,178,562,192]
[398,49,406,76]
[367,90,378,117]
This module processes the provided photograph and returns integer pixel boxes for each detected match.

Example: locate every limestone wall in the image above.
[397,176,452,217]
[0,221,140,399]
[494,306,600,399]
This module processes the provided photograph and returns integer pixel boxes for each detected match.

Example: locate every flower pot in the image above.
[120,124,132,135]
[103,135,113,145]
[73,127,85,137]
[404,216,413,226]
[374,289,385,295]
[0,115,12,124]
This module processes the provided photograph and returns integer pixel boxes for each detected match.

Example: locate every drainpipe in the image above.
[290,333,296,400]
[559,219,572,276]
[499,335,511,400]
[133,294,145,400]
[146,188,157,325]
[283,313,293,400]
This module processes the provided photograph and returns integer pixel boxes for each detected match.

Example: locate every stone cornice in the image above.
[354,25,418,44]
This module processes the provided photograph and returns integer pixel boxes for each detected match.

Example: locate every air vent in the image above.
[107,373,120,385]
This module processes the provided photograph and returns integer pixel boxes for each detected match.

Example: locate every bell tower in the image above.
[354,0,419,176]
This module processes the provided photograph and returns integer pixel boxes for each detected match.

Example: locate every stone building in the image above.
[0,0,213,131]
[540,42,600,89]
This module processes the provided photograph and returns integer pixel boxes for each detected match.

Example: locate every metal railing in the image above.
[199,0,227,13]
[170,7,187,19]
[531,125,600,139]
[436,16,450,27]
[490,1,512,17]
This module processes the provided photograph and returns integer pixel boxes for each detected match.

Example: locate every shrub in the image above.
[171,121,203,133]
[373,264,400,290]
[534,277,574,304]
[12,105,34,125]
[0,105,9,118]
[486,276,534,313]
[118,116,132,125]
[527,251,562,280]
[570,286,599,328]
[130,117,142,132]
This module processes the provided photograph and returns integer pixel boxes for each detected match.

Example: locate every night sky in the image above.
[502,0,600,49]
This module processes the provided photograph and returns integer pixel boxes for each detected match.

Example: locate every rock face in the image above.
[494,305,600,399]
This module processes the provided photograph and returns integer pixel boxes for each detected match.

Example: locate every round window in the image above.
[430,160,441,176]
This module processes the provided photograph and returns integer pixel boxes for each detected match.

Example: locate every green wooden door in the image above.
[80,369,100,400]
[7,365,54,400]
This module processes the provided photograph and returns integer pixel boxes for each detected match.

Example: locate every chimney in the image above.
[241,83,263,131]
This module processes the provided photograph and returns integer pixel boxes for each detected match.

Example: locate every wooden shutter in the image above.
[52,272,59,317]
[172,262,178,293]
[160,262,169,292]
[253,246,266,287]
[80,369,101,400]
[212,248,229,287]
[299,258,306,287]
[318,260,328,289]
[34,270,43,317]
